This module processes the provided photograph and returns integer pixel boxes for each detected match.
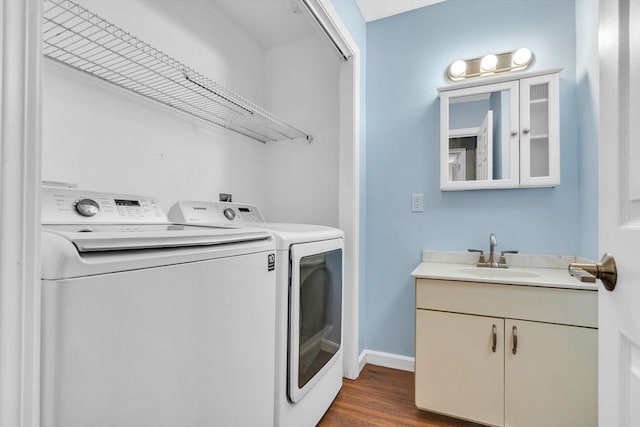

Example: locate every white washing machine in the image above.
[169,200,344,427]
[40,186,277,427]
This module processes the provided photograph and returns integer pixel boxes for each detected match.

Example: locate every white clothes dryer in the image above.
[170,200,344,427]
[40,187,277,427]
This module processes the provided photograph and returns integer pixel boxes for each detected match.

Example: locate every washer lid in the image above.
[42,224,270,252]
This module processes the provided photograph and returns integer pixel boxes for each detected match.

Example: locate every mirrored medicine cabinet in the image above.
[438,69,561,191]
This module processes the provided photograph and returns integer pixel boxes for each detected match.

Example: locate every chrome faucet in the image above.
[468,233,518,268]
[487,233,498,268]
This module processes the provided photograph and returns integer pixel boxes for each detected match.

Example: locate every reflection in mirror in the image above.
[448,90,511,182]
[448,148,467,181]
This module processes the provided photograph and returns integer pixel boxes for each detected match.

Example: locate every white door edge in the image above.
[0,1,42,427]
[317,0,362,380]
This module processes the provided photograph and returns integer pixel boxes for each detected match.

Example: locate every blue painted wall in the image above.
[329,0,368,354]
[365,0,581,357]
[449,98,490,129]
[576,0,599,261]
[333,0,597,358]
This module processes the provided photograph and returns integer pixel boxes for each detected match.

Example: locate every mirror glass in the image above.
[448,90,511,182]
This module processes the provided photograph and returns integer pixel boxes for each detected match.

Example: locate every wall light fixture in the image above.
[447,48,534,81]
[480,54,498,72]
[449,60,466,78]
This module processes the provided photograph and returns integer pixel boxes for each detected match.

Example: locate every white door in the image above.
[448,148,467,181]
[476,110,493,180]
[518,73,560,187]
[598,1,640,425]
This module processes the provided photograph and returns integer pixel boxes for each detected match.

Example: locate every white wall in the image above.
[43,0,342,222]
[80,0,266,102]
[263,37,341,225]
[42,0,269,211]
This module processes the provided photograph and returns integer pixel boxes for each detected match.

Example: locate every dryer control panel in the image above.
[42,186,167,224]
[169,201,265,225]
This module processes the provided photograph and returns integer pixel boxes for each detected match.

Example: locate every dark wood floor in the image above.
[317,365,483,427]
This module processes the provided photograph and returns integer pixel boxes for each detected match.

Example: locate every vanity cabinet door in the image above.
[504,319,597,427]
[519,73,560,187]
[416,310,504,426]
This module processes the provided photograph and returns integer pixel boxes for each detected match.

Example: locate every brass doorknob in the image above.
[568,253,618,291]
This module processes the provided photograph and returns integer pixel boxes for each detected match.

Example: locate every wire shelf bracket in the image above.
[42,0,313,144]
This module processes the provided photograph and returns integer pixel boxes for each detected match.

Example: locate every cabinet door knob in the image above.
[510,130,518,136]
[512,325,518,355]
[522,128,530,135]
[491,324,497,353]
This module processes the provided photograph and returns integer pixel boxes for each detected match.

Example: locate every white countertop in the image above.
[411,251,599,291]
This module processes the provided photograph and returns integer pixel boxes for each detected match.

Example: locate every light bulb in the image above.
[480,54,498,71]
[512,48,532,66]
[449,60,466,78]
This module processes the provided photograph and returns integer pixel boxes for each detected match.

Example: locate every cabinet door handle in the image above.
[512,325,518,355]
[492,324,497,353]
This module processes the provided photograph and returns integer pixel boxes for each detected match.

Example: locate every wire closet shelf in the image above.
[42,0,312,143]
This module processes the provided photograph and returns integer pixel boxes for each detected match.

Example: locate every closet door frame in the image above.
[0,1,43,427]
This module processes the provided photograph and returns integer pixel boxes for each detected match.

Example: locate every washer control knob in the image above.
[223,207,236,220]
[75,199,100,217]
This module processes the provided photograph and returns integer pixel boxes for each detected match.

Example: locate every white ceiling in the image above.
[354,0,446,22]
[212,0,319,50]
[211,0,447,50]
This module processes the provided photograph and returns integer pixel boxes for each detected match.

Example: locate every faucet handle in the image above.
[499,250,519,266]
[468,249,486,265]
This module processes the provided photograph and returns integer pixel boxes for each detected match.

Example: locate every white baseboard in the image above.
[358,349,415,373]
[358,350,367,374]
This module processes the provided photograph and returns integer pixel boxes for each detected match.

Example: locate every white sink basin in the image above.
[457,267,539,279]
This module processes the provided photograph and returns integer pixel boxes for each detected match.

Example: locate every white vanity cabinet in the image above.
[439,69,560,191]
[503,319,597,427]
[416,309,505,426]
[415,279,597,427]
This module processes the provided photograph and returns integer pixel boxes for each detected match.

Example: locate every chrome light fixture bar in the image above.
[447,48,534,81]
